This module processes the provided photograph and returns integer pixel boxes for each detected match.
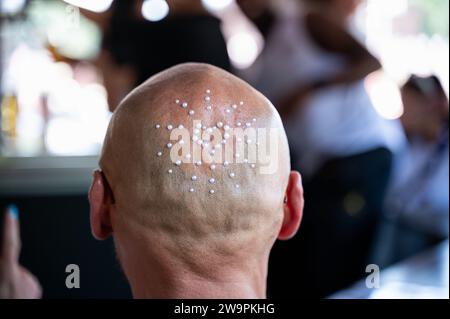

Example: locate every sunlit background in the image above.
[0,0,448,156]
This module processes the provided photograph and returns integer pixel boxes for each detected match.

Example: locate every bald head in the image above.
[90,64,302,297]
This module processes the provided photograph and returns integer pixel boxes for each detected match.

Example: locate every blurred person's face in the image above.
[400,87,428,136]
[400,86,444,138]
[324,0,363,21]
[237,0,272,19]
[340,0,363,17]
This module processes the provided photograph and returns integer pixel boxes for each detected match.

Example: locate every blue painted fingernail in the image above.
[7,205,19,219]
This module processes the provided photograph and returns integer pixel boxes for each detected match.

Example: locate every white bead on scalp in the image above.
[224,161,230,166]
[236,122,242,127]
[239,101,244,106]
[191,176,198,181]
[178,124,184,129]
[182,102,188,108]
[206,105,212,111]
[232,104,237,109]
[155,124,161,129]
[175,160,182,166]
[189,188,195,193]
[252,118,257,122]
[251,164,256,168]
[235,184,240,189]
[210,164,216,170]
[157,152,163,157]
[168,169,173,174]
[206,89,211,94]
[205,96,211,101]
[226,109,231,113]
[189,110,195,116]
[167,125,173,130]
[209,178,215,184]
[229,172,235,178]
[175,99,180,104]
[217,122,223,128]
[167,143,173,148]
[209,189,215,194]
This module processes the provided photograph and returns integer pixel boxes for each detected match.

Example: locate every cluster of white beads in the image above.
[155,95,260,196]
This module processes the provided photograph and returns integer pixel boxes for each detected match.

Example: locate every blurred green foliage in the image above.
[414,0,449,38]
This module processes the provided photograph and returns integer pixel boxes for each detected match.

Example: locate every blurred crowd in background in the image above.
[0,0,448,298]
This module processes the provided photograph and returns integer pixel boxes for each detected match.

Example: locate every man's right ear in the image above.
[88,170,114,240]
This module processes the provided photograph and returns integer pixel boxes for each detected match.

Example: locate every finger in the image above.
[1,205,21,265]
[21,268,42,299]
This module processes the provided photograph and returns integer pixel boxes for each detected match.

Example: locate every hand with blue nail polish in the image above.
[0,205,42,299]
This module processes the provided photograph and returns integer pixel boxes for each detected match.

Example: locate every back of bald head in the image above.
[100,63,291,257]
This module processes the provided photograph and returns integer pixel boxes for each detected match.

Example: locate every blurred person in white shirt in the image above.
[374,75,449,267]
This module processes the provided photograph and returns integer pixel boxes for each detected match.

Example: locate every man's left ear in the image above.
[278,171,304,240]
[88,170,114,240]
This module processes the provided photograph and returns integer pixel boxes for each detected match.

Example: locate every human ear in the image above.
[278,171,304,240]
[88,170,114,240]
